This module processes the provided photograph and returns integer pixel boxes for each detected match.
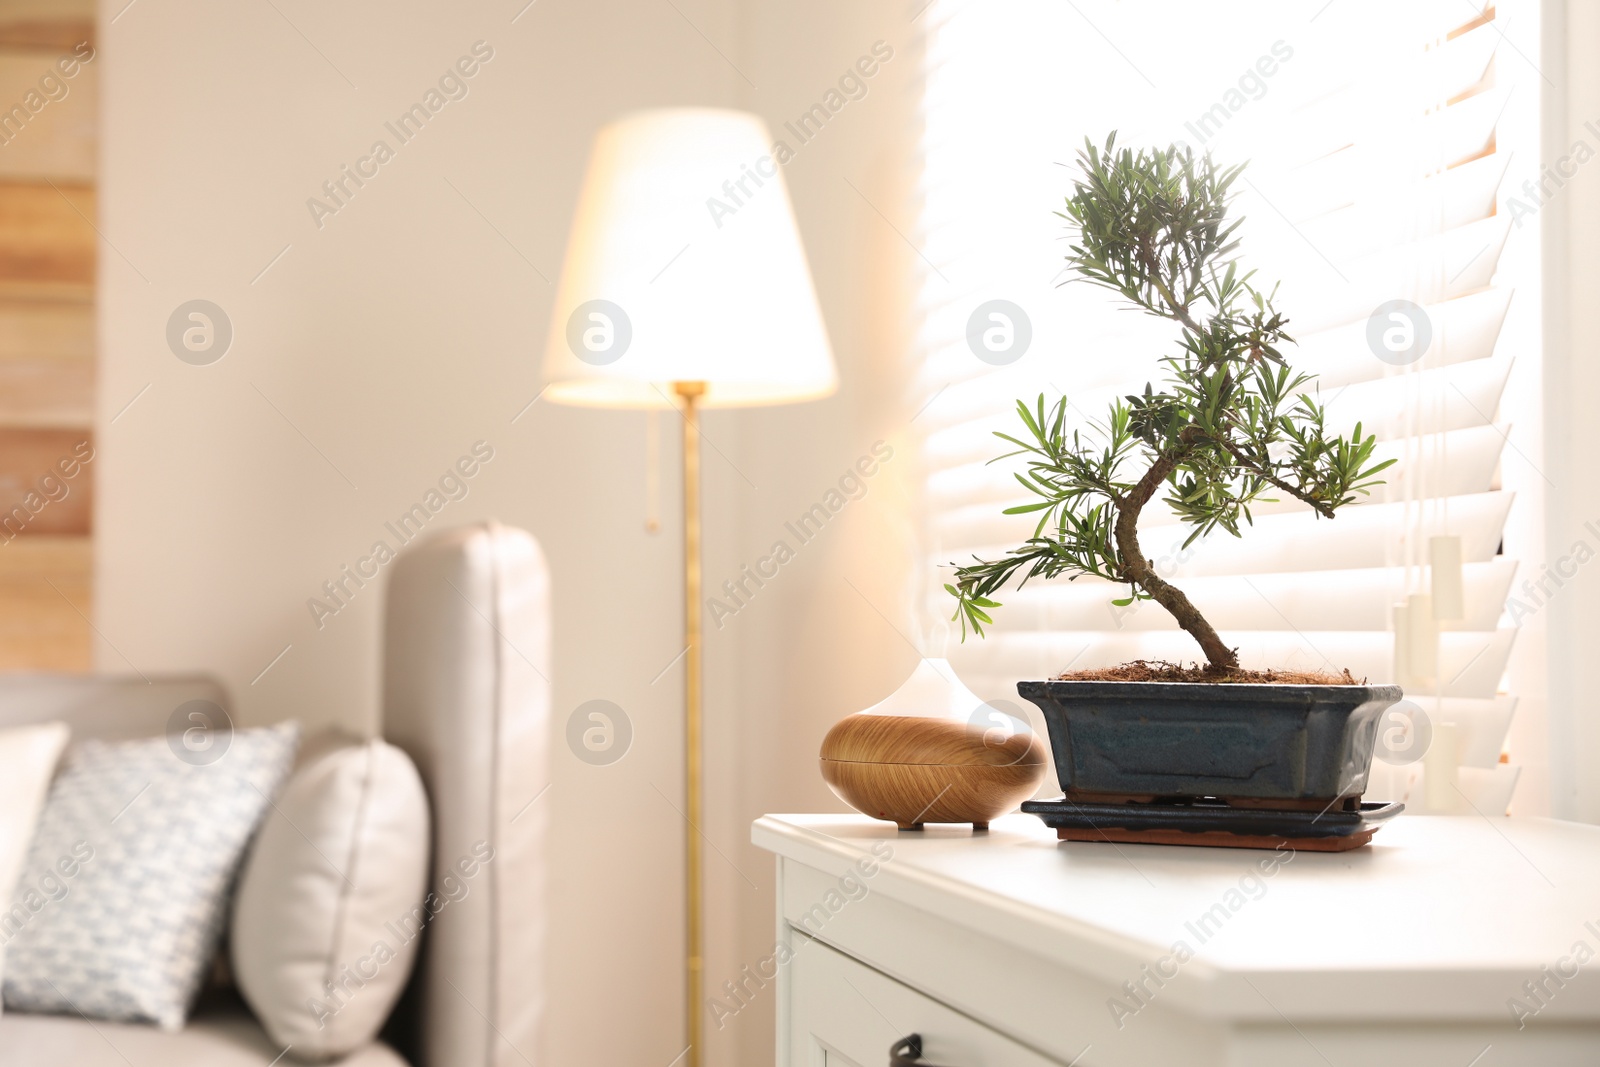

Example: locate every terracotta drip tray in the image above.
[1020,797,1404,852]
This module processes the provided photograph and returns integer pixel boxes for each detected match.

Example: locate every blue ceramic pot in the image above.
[1016,680,1403,803]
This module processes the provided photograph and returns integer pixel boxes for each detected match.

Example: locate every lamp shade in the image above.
[541,108,837,408]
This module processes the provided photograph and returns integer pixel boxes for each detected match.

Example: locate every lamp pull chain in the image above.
[646,408,661,534]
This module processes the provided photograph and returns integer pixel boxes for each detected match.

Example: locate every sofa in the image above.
[0,522,549,1067]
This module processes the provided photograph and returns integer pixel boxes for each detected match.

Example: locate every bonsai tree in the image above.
[947,135,1393,674]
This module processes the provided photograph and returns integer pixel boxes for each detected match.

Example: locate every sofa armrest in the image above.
[382,522,549,1067]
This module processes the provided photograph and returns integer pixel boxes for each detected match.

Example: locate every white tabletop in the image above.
[753,812,1600,1020]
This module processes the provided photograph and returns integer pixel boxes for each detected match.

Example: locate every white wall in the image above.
[96,1,916,1065]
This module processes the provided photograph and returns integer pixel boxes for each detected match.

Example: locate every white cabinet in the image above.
[754,813,1600,1067]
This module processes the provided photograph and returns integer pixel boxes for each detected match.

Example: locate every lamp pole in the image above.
[675,379,706,1067]
[541,109,837,1067]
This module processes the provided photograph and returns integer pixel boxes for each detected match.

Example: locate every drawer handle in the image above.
[891,1034,952,1066]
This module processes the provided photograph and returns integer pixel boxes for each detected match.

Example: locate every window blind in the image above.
[915,0,1538,810]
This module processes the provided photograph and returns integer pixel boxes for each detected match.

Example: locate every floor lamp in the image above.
[541,109,837,1067]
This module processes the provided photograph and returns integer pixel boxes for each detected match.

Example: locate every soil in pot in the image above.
[1055,658,1363,686]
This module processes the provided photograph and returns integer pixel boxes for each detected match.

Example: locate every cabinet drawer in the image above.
[789,937,1065,1067]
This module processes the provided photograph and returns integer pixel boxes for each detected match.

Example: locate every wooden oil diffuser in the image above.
[820,659,1047,830]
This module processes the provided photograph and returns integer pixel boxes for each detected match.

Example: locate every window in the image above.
[915,0,1542,812]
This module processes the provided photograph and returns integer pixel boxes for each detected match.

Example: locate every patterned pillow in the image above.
[2,721,299,1030]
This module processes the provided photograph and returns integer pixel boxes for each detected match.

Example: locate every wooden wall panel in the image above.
[0,535,90,670]
[0,182,94,283]
[0,21,92,51]
[0,0,94,52]
[0,0,97,671]
[0,360,90,425]
[0,58,96,182]
[0,427,92,536]
[0,288,94,426]
[0,290,92,361]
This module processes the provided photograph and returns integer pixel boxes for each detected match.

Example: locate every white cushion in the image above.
[231,739,429,1061]
[2,723,300,1030]
[0,722,71,993]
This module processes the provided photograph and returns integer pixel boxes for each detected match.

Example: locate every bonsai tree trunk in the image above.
[1114,446,1240,672]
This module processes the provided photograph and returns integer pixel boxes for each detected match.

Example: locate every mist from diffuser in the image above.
[862,658,1024,734]
[540,108,837,407]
